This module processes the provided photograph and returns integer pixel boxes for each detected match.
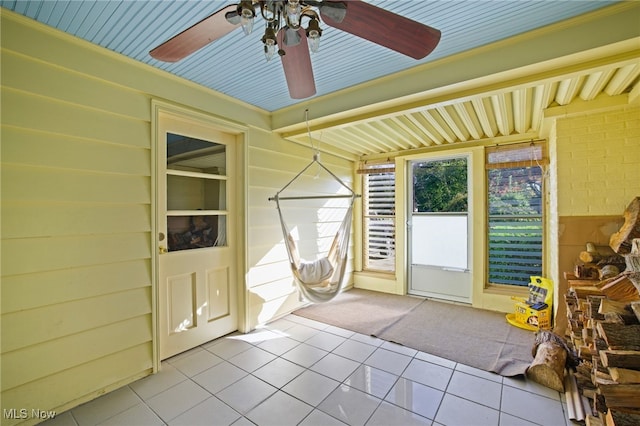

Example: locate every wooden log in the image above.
[527,336,567,392]
[577,361,598,390]
[572,285,605,299]
[594,370,616,385]
[610,197,640,254]
[596,337,610,352]
[600,350,640,370]
[600,265,621,280]
[596,323,640,350]
[598,384,640,409]
[576,264,602,279]
[586,414,604,426]
[599,276,640,303]
[598,255,627,267]
[609,367,640,384]
[580,345,597,358]
[631,302,640,323]
[625,272,640,295]
[582,250,604,264]
[624,255,640,272]
[603,312,640,325]
[606,409,640,426]
[594,393,609,414]
[599,299,633,316]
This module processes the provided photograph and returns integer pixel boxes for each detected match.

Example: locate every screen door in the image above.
[408,156,472,303]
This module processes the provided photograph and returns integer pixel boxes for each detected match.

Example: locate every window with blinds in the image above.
[486,141,547,286]
[360,163,395,273]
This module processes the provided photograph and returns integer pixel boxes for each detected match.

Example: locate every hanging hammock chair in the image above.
[270,154,358,303]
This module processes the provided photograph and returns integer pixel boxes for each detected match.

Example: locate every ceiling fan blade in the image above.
[320,1,441,60]
[150,4,239,62]
[277,28,317,99]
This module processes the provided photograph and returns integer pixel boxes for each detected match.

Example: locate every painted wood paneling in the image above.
[1,260,151,313]
[3,314,152,390]
[2,202,150,239]
[1,344,152,425]
[2,288,152,353]
[1,89,151,147]
[0,12,156,423]
[2,51,151,122]
[2,126,151,175]
[1,165,151,204]
[2,233,151,276]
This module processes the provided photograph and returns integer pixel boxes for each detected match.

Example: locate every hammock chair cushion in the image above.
[297,258,334,283]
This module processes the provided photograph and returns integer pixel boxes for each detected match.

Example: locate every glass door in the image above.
[408,156,472,303]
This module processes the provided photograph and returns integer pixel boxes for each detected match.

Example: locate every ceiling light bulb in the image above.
[306,18,322,53]
[262,26,278,61]
[239,1,255,35]
[308,30,320,53]
[286,1,301,27]
[264,39,277,61]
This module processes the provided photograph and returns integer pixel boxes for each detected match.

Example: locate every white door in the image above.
[157,111,238,360]
[408,156,472,304]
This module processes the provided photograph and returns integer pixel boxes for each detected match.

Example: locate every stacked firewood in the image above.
[564,198,640,426]
[566,293,640,425]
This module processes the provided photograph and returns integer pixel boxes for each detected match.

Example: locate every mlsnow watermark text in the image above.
[3,408,57,421]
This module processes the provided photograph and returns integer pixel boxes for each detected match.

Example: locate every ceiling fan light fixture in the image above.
[306,18,322,53]
[150,0,441,100]
[238,0,255,35]
[262,26,278,61]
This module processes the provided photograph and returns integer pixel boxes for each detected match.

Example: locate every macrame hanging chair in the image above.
[270,153,358,303]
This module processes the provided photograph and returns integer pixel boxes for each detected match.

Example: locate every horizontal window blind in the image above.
[486,142,545,286]
[362,162,395,273]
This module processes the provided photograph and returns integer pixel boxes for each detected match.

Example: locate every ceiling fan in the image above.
[150,0,441,99]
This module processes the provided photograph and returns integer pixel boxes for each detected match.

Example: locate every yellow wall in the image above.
[1,17,156,422]
[245,131,354,327]
[556,104,640,217]
[550,103,640,331]
[2,4,637,422]
[0,9,353,424]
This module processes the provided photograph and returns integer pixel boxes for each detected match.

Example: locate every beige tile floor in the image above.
[42,314,574,426]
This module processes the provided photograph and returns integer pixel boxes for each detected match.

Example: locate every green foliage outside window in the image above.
[412,158,468,213]
[489,167,542,215]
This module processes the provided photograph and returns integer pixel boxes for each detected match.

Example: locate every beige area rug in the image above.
[293,289,534,376]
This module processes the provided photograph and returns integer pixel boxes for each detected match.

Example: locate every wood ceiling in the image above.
[275,4,640,161]
[283,60,640,160]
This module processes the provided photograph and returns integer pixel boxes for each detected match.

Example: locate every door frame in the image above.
[406,153,473,303]
[150,100,248,371]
